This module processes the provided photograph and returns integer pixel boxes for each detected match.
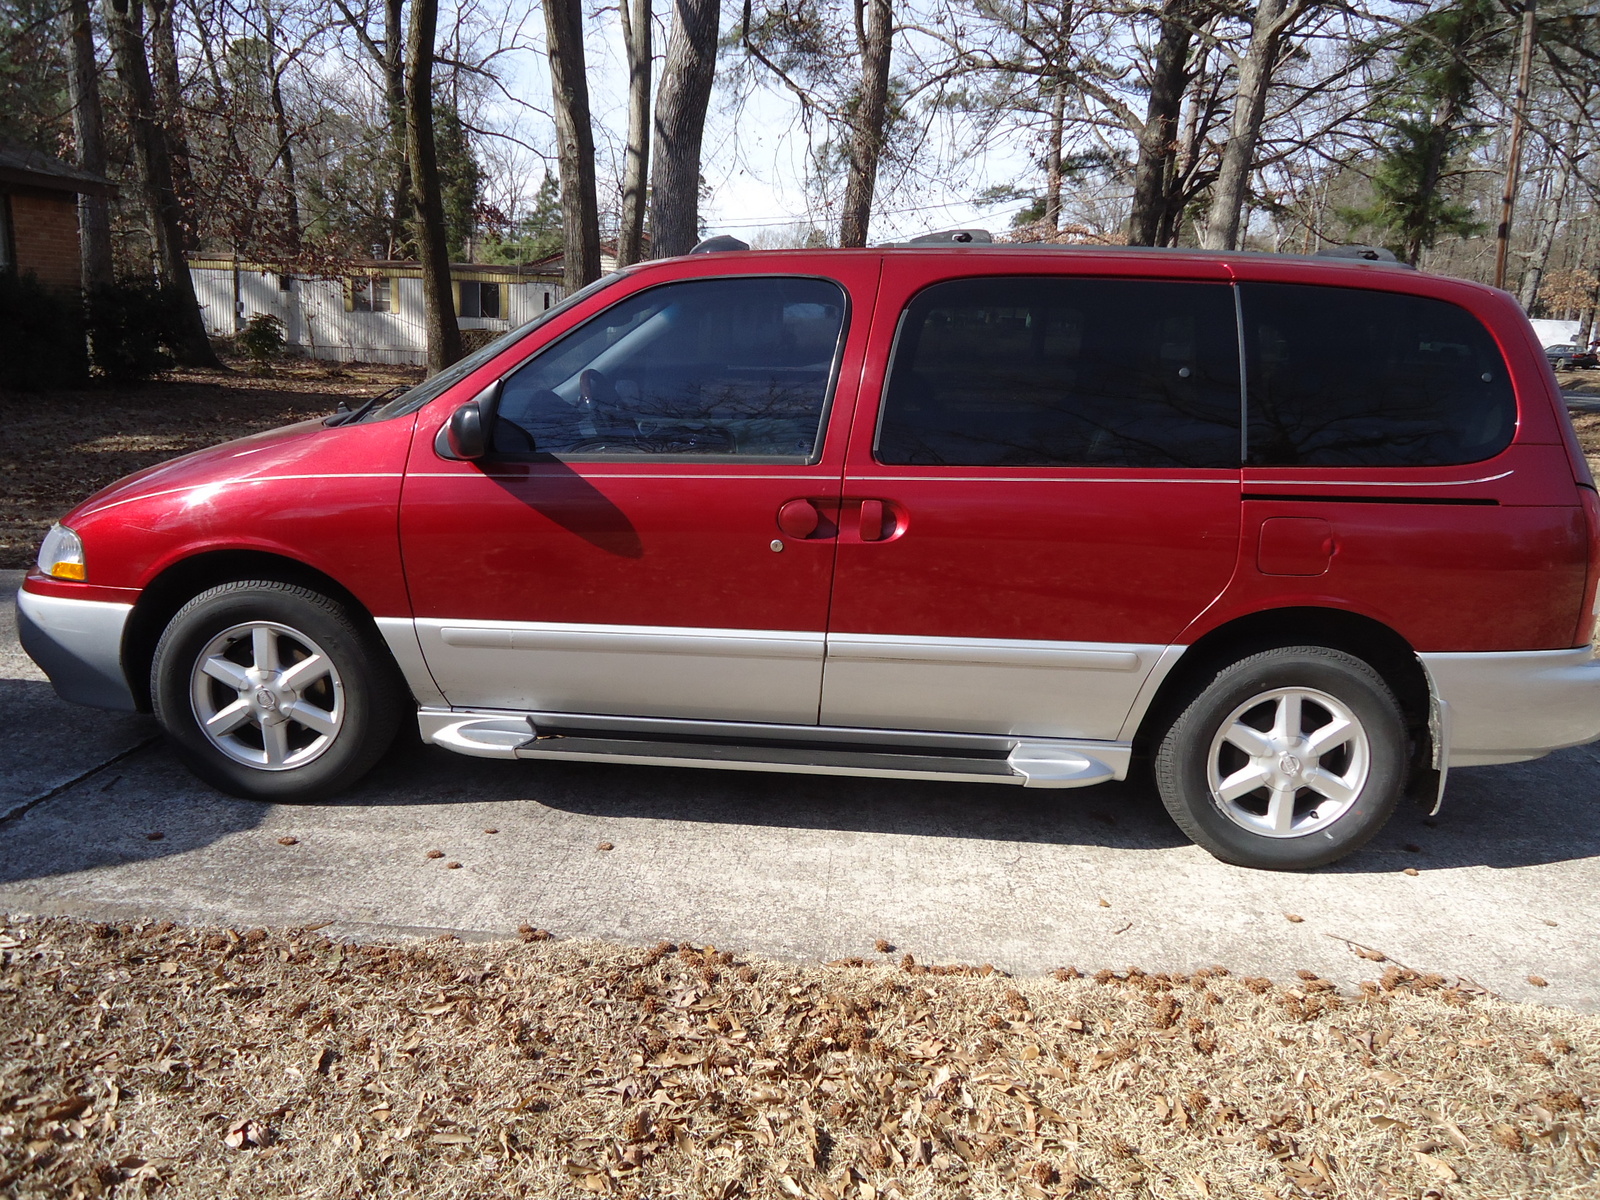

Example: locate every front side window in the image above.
[876,276,1242,468]
[493,275,848,460]
[1242,283,1516,467]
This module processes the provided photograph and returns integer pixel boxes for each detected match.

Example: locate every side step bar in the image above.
[417,709,1126,789]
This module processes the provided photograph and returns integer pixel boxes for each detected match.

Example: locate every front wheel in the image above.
[151,581,406,801]
[1154,646,1406,870]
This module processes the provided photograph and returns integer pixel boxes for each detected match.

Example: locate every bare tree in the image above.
[838,0,893,246]
[546,0,601,284]
[406,0,464,369]
[650,0,720,258]
[65,0,114,288]
[617,0,651,265]
[145,0,199,248]
[1200,0,1310,251]
[262,1,302,249]
[104,0,222,367]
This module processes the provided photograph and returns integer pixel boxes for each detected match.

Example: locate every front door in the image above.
[400,263,878,725]
[821,258,1244,741]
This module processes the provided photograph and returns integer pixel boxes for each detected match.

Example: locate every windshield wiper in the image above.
[326,385,404,427]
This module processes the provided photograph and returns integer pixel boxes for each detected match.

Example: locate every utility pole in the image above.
[1494,0,1537,292]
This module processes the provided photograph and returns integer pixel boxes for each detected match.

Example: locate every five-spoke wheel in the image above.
[153,581,405,800]
[1155,646,1406,870]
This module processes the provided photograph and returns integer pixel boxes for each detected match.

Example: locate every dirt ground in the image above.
[0,359,422,570]
[0,916,1595,1200]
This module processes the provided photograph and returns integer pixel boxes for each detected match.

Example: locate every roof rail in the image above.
[1313,244,1404,264]
[690,235,749,254]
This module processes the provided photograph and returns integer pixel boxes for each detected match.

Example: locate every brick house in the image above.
[0,142,115,292]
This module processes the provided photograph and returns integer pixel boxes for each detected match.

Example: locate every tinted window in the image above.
[875,277,1241,468]
[1242,283,1515,467]
[493,276,847,460]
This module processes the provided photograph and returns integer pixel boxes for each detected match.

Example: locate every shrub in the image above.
[238,313,285,372]
[0,272,89,390]
[85,280,187,383]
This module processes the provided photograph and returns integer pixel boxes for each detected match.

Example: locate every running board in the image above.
[417,709,1124,788]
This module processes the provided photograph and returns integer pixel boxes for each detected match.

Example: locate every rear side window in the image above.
[493,276,847,461]
[1241,283,1515,467]
[875,276,1241,468]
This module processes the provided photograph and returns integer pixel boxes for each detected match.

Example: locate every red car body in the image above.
[20,241,1600,867]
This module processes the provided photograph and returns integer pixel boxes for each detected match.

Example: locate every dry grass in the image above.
[1,918,1596,1199]
[0,359,422,569]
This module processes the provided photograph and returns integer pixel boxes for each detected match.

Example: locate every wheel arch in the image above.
[1132,607,1432,764]
[122,550,395,713]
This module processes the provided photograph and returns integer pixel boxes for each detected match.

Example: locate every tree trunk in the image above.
[65,0,114,289]
[263,2,301,252]
[405,0,463,370]
[545,0,601,285]
[1128,0,1192,246]
[838,0,892,248]
[105,0,221,367]
[1200,0,1292,251]
[385,0,411,256]
[617,0,652,266]
[1518,127,1577,311]
[143,0,198,250]
[1042,75,1066,234]
[650,0,721,258]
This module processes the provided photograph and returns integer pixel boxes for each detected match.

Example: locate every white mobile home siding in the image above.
[189,261,566,365]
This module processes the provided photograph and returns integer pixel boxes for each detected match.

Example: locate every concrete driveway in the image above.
[4,570,1596,1010]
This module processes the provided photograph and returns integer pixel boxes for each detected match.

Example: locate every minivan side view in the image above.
[19,240,1600,870]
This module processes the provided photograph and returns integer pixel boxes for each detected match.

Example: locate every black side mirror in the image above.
[442,381,502,460]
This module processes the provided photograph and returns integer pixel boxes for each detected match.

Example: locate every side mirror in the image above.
[442,381,502,460]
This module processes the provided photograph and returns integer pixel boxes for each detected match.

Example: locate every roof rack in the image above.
[690,235,750,254]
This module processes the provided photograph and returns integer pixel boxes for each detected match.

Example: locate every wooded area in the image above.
[4,0,1600,372]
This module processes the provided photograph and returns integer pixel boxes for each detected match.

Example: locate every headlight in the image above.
[37,524,86,581]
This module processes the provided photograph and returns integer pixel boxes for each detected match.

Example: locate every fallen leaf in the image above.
[1097,898,1111,907]
[598,842,615,851]
[224,1118,268,1149]
[484,828,499,834]
[146,832,164,841]
[426,850,444,860]
[1402,867,1418,877]
[1527,975,1549,987]
[430,1132,471,1145]
[446,861,462,869]
[1285,914,1304,923]
[277,836,298,846]
[1412,1151,1458,1183]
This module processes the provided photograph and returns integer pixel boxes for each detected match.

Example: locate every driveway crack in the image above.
[0,736,163,827]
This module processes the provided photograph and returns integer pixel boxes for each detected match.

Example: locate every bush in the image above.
[85,280,187,383]
[238,313,285,372]
[0,272,89,390]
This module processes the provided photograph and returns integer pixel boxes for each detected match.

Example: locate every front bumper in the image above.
[15,588,137,711]
[1422,646,1600,766]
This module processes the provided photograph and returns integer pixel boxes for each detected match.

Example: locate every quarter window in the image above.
[493,276,847,460]
[875,276,1242,468]
[1241,283,1516,467]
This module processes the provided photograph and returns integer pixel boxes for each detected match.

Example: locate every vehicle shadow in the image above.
[336,735,1600,873]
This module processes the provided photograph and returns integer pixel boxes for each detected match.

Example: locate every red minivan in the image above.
[19,238,1600,869]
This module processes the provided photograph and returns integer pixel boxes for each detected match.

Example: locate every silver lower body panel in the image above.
[15,589,136,711]
[1421,646,1600,766]
[416,707,1129,788]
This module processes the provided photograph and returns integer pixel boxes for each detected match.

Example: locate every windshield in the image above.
[362,273,628,422]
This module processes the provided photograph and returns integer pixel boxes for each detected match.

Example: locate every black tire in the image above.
[151,580,407,801]
[1153,646,1406,870]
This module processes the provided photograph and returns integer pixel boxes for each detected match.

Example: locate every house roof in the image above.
[0,141,116,198]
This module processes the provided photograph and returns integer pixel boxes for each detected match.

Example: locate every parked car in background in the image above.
[19,236,1600,871]
[1545,343,1598,370]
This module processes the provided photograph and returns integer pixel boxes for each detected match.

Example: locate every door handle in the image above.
[859,499,885,541]
[849,498,902,542]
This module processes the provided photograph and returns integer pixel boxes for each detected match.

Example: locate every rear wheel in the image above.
[152,581,405,800]
[1154,646,1406,870]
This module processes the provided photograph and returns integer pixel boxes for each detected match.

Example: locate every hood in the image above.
[65,417,340,522]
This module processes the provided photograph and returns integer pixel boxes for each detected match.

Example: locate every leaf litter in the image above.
[1,916,1597,1199]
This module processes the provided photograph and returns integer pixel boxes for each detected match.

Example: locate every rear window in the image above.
[1241,283,1516,467]
[875,276,1242,468]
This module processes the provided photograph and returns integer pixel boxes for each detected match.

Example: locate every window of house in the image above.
[350,274,390,312]
[876,276,1242,468]
[1241,283,1516,467]
[458,280,502,319]
[493,275,848,460]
